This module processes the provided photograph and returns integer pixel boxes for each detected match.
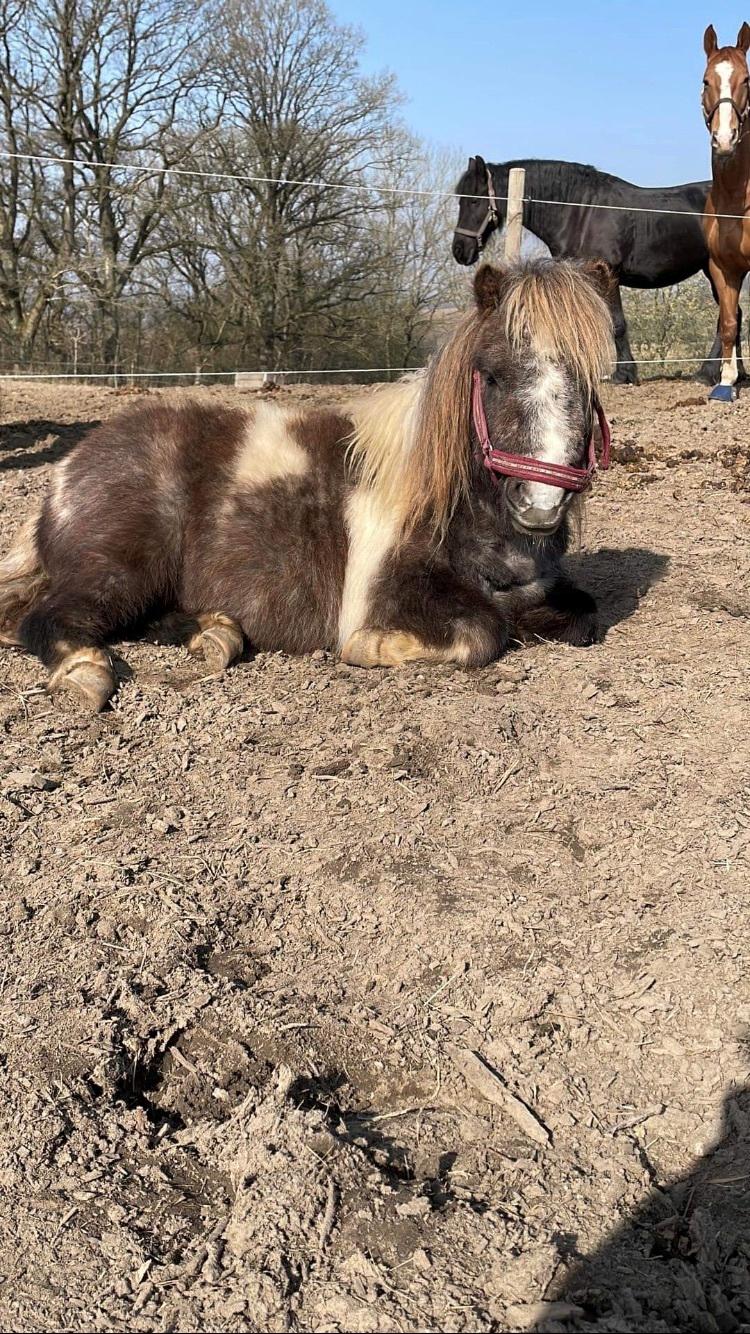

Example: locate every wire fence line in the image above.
[0,149,742,221]
[0,354,724,381]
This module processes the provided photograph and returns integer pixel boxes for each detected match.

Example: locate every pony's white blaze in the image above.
[338,488,399,649]
[518,361,571,511]
[714,61,737,151]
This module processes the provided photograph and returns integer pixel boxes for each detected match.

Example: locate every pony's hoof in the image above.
[341,628,427,667]
[709,384,738,402]
[49,652,116,712]
[188,615,244,673]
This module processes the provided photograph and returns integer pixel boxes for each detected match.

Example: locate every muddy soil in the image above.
[1,380,749,1333]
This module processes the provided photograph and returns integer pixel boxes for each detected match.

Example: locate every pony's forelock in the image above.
[500,259,616,387]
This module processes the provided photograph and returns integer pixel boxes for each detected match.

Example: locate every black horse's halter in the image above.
[454,164,500,250]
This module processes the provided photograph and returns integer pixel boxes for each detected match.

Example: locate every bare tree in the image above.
[0,0,463,376]
[0,0,216,368]
[192,0,410,367]
[0,0,73,362]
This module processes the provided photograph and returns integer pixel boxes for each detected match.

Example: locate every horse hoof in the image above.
[341,628,428,667]
[709,384,738,402]
[49,652,116,711]
[188,615,244,673]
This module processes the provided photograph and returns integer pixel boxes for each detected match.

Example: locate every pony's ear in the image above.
[704,24,718,56]
[581,258,616,301]
[737,21,750,51]
[474,263,507,311]
[474,153,487,173]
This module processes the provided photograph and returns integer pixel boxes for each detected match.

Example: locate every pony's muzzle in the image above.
[505,478,572,535]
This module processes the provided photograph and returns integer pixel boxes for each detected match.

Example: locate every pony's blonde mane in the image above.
[349,259,615,538]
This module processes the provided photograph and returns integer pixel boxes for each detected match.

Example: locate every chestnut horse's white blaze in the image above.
[714,61,738,153]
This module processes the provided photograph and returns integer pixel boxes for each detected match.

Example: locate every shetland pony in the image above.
[0,259,615,711]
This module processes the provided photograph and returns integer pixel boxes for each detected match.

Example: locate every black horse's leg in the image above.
[696,266,722,385]
[609,283,639,385]
[513,576,599,647]
[340,561,508,668]
[737,296,749,383]
[696,324,722,384]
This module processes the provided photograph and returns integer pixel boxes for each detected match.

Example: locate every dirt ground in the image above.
[1,378,749,1334]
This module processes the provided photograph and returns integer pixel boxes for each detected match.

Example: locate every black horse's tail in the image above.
[0,512,47,645]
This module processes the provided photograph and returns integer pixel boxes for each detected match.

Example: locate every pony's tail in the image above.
[0,512,47,645]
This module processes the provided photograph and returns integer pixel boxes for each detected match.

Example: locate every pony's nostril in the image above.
[505,478,525,507]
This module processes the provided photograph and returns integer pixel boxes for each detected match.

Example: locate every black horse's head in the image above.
[452,155,503,265]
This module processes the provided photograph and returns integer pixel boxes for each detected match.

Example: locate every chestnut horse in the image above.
[0,259,614,711]
[702,22,750,399]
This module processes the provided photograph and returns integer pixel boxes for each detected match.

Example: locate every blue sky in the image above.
[331,1,748,185]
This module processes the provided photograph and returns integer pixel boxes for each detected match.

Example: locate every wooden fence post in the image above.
[504,167,525,263]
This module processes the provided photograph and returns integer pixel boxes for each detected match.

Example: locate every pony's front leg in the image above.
[709,260,743,400]
[514,576,599,647]
[341,566,508,669]
[151,610,245,674]
[187,613,244,673]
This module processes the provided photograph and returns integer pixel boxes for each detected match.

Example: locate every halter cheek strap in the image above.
[454,165,500,250]
[471,369,611,493]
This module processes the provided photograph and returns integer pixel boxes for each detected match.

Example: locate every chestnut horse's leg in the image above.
[341,562,508,668]
[513,577,600,647]
[697,266,747,385]
[710,259,744,393]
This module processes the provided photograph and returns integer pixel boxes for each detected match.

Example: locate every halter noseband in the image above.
[454,165,500,250]
[703,95,750,130]
[471,369,611,493]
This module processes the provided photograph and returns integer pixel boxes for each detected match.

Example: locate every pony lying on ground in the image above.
[0,258,615,712]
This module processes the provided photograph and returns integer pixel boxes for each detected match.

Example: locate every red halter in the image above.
[471,368,611,493]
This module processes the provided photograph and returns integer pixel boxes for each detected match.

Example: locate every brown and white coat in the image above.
[0,258,615,710]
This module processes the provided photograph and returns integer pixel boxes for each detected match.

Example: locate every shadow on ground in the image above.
[539,1083,750,1332]
[0,420,100,471]
[566,546,670,633]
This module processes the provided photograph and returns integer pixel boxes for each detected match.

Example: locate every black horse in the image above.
[452,156,735,385]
